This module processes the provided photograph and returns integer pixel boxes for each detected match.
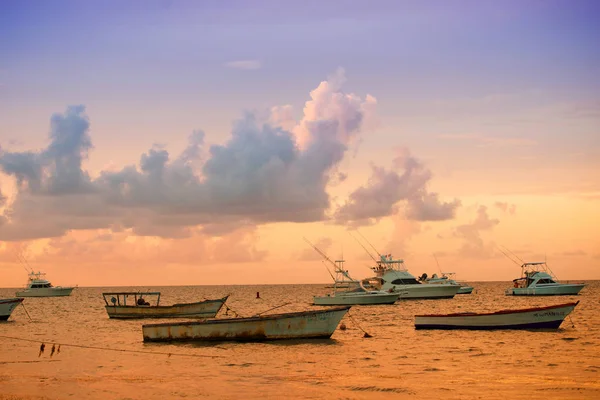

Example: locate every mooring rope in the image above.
[0,335,224,359]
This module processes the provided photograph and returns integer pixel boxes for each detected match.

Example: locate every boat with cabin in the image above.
[142,306,350,342]
[102,292,229,319]
[15,271,75,297]
[304,239,399,305]
[415,301,579,330]
[425,272,474,294]
[505,262,585,296]
[313,259,399,305]
[0,298,24,321]
[363,255,460,299]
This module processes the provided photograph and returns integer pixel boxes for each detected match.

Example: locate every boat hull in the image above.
[388,284,460,299]
[457,286,474,294]
[15,287,74,297]
[415,301,579,330]
[313,292,399,305]
[506,284,585,296]
[105,297,228,319]
[142,306,350,342]
[0,298,24,321]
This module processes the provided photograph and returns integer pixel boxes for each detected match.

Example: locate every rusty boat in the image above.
[103,292,228,319]
[142,306,351,342]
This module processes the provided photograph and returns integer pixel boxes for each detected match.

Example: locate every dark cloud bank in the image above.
[0,71,459,241]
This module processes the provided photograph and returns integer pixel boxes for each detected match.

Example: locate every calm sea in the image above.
[1,282,598,400]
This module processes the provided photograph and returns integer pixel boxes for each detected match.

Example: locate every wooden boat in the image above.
[414,301,579,330]
[102,292,228,319]
[142,306,350,342]
[0,298,24,321]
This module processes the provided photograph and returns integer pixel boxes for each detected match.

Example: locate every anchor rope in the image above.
[0,335,224,359]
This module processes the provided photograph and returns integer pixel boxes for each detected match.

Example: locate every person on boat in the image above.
[137,297,150,306]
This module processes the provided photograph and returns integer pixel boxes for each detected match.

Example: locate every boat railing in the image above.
[102,292,161,307]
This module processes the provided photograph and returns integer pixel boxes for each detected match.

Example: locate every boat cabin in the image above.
[512,262,559,288]
[103,292,161,307]
[24,271,54,288]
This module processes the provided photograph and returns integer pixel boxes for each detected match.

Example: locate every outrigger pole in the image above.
[348,231,379,263]
[303,237,337,281]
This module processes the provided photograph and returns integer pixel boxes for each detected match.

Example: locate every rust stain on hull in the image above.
[142,307,350,342]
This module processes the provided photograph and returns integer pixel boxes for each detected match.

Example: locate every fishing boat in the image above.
[0,298,24,321]
[505,262,585,296]
[15,271,75,297]
[304,239,398,305]
[362,255,460,299]
[414,301,579,330]
[314,287,399,305]
[425,272,474,294]
[142,306,351,342]
[102,292,229,319]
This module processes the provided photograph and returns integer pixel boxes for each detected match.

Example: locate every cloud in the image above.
[494,201,516,215]
[453,205,500,258]
[0,71,377,241]
[333,148,460,226]
[224,60,262,70]
[438,133,537,147]
[11,227,268,267]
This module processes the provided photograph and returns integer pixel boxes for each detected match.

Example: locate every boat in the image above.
[362,254,460,299]
[303,239,398,305]
[142,306,351,342]
[425,272,474,294]
[314,287,399,305]
[313,258,399,306]
[414,301,579,330]
[15,271,75,297]
[505,262,585,296]
[102,292,229,319]
[0,298,24,321]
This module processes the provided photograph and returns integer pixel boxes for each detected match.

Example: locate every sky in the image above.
[0,0,599,287]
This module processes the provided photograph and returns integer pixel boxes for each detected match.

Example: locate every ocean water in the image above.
[0,282,598,400]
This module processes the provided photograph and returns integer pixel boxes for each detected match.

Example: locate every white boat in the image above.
[363,255,460,299]
[15,271,75,297]
[142,306,351,342]
[313,259,399,305]
[505,262,585,296]
[102,292,229,319]
[0,298,24,321]
[425,272,474,294]
[314,288,399,305]
[415,301,579,330]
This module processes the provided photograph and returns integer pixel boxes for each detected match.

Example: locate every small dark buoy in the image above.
[363,332,373,338]
[339,323,347,331]
[256,292,260,299]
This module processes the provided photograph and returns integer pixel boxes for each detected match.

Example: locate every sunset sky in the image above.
[1,0,598,287]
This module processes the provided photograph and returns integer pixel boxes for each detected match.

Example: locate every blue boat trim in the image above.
[415,320,565,330]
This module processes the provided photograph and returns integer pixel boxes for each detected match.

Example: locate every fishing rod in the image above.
[356,229,382,258]
[348,231,378,263]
